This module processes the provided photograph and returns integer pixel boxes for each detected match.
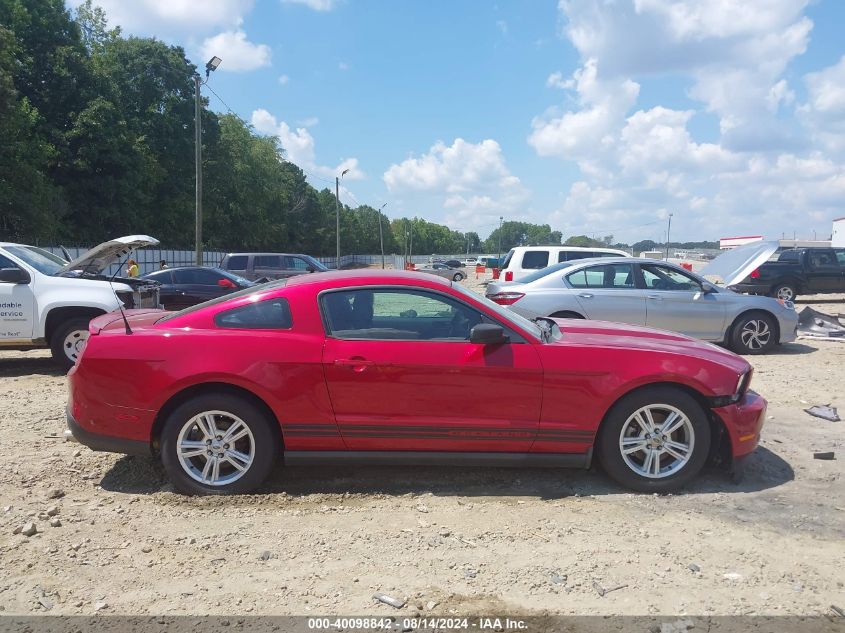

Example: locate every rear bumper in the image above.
[66,407,150,456]
[712,390,767,458]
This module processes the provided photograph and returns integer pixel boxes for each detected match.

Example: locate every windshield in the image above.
[158,279,286,322]
[4,245,67,275]
[450,282,543,341]
[304,255,329,272]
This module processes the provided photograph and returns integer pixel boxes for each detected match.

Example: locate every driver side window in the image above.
[321,289,486,341]
[641,265,701,292]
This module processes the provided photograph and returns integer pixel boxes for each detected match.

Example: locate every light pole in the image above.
[665,212,673,260]
[335,168,350,269]
[378,203,387,269]
[195,55,222,265]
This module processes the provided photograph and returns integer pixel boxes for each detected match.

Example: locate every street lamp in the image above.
[195,55,222,265]
[378,203,387,269]
[665,212,673,260]
[335,168,350,269]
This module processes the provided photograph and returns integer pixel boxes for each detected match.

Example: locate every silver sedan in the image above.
[485,257,798,355]
[417,263,466,282]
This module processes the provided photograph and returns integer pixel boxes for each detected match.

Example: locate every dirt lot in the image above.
[0,284,843,617]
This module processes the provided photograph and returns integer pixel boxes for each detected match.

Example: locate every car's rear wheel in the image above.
[452,272,464,282]
[770,283,797,302]
[729,311,777,355]
[598,387,711,493]
[160,394,278,495]
[50,317,91,370]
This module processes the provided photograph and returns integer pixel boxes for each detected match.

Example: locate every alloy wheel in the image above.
[740,319,771,351]
[775,286,794,301]
[176,410,255,486]
[619,404,695,479]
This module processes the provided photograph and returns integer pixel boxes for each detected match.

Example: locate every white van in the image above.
[499,246,631,282]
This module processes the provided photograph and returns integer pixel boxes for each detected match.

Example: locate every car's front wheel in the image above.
[50,317,92,370]
[729,311,777,355]
[160,394,279,495]
[598,387,711,493]
[452,272,464,282]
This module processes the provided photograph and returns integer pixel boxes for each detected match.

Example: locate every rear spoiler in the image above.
[89,309,162,334]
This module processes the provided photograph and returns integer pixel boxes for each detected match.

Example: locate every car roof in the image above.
[285,269,451,288]
[508,245,628,253]
[224,252,309,257]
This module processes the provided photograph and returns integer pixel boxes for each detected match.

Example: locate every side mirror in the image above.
[0,267,30,284]
[701,283,717,294]
[469,323,507,345]
[217,278,236,289]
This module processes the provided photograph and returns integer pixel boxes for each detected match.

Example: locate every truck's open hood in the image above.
[57,235,159,275]
[700,240,779,286]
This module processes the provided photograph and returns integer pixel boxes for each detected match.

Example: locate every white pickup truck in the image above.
[0,235,161,369]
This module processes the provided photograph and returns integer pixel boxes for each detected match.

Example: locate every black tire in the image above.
[729,311,777,355]
[598,386,711,493]
[769,283,797,302]
[49,317,92,370]
[550,311,584,319]
[160,394,279,495]
[452,272,464,282]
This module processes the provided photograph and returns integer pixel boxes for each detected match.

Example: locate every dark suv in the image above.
[219,253,328,281]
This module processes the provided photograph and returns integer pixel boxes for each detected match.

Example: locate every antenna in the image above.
[109,253,133,335]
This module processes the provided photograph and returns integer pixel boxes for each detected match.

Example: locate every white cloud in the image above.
[200,30,271,72]
[338,62,349,71]
[251,108,364,181]
[297,116,319,127]
[278,74,290,85]
[282,0,336,11]
[68,0,255,36]
[496,20,508,36]
[529,0,844,242]
[384,139,530,232]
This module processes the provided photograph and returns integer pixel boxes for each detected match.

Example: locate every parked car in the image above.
[499,246,631,282]
[0,235,160,368]
[486,257,798,355]
[722,243,845,301]
[142,267,253,311]
[417,262,466,282]
[430,258,465,268]
[67,270,764,495]
[220,252,328,281]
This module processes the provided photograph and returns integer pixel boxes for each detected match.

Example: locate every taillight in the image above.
[489,292,524,305]
[504,271,513,281]
[750,268,760,279]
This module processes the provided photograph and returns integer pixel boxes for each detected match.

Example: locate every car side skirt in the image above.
[283,450,592,469]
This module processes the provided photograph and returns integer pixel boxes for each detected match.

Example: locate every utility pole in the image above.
[665,213,673,260]
[335,168,350,269]
[194,56,221,265]
[378,203,387,269]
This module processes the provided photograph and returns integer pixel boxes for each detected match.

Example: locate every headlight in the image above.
[777,299,795,310]
[711,370,752,407]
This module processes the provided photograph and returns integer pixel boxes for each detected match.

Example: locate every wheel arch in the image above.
[151,382,284,454]
[44,306,106,345]
[594,380,732,469]
[549,310,585,319]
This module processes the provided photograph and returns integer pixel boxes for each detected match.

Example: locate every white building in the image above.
[833,216,845,247]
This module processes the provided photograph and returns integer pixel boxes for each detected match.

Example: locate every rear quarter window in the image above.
[521,250,550,269]
[224,255,248,270]
[215,298,293,329]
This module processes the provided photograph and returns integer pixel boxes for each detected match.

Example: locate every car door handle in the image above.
[578,293,594,299]
[647,295,663,300]
[334,358,376,372]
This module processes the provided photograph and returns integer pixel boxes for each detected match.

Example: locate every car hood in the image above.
[57,235,160,275]
[700,240,778,286]
[550,319,750,374]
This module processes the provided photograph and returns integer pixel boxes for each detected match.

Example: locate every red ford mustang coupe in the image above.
[66,271,766,495]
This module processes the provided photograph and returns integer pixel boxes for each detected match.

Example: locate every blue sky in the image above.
[68,0,845,244]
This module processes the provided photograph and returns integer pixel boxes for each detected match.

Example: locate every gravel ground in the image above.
[0,283,843,617]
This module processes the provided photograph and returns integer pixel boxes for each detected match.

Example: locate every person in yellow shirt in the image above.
[127,259,140,278]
